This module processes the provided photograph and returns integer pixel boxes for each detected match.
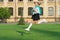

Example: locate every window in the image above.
[28,7,33,16]
[0,0,3,2]
[28,0,33,1]
[38,0,43,1]
[59,7,60,16]
[48,7,54,16]
[18,0,23,1]
[18,7,23,16]
[48,0,54,2]
[9,7,13,16]
[8,0,13,2]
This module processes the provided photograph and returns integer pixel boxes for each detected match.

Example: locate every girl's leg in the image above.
[38,19,47,24]
[32,20,38,24]
[25,19,33,31]
[35,20,38,24]
[33,21,36,24]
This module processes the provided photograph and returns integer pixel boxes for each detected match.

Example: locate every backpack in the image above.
[31,6,43,15]
[39,7,43,15]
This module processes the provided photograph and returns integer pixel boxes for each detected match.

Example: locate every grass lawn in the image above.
[0,23,60,40]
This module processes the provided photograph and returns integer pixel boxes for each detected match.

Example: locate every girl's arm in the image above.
[34,9,38,13]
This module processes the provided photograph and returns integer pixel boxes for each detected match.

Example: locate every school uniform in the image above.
[32,5,41,21]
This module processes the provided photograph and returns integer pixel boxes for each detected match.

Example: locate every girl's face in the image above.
[34,2,38,6]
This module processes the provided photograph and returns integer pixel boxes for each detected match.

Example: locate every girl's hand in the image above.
[34,9,38,13]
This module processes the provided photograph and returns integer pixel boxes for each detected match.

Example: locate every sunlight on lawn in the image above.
[0,24,60,40]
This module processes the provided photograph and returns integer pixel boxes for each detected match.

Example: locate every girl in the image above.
[25,1,47,31]
[25,1,40,31]
[32,1,41,24]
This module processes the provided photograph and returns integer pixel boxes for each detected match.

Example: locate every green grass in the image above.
[0,24,60,40]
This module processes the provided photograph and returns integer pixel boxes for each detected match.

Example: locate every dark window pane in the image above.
[38,0,43,1]
[18,7,23,16]
[28,0,33,1]
[28,7,33,16]
[8,0,13,2]
[9,7,13,16]
[18,0,23,1]
[0,0,3,2]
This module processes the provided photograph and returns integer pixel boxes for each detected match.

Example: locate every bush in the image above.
[18,16,25,25]
[0,7,10,23]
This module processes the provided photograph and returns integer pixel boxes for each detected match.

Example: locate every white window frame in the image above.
[59,7,60,16]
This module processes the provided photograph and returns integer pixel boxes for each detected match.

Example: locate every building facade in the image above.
[0,0,60,23]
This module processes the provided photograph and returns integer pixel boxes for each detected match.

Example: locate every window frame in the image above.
[48,7,54,16]
[18,7,23,16]
[28,7,33,16]
[9,7,13,16]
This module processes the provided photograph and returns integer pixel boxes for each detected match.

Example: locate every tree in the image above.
[18,16,25,25]
[0,7,10,23]
[18,8,25,25]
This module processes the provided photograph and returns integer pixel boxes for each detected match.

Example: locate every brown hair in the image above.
[34,2,40,5]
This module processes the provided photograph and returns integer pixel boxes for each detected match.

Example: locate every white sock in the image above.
[25,23,33,31]
[38,19,47,24]
[27,23,32,29]
[38,19,45,24]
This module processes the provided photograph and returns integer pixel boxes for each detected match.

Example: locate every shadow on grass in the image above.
[16,31,31,36]
[16,31,25,36]
[0,37,19,40]
[32,28,60,38]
